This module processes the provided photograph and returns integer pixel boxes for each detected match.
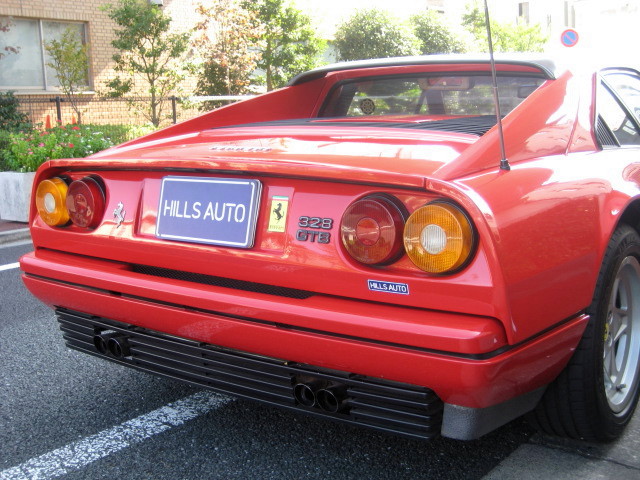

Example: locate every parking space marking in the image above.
[0,391,231,480]
[0,262,20,272]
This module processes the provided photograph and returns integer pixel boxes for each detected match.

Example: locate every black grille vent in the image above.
[596,115,619,147]
[57,308,443,440]
[131,264,314,299]
[215,115,497,137]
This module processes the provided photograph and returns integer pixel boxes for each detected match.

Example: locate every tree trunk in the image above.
[151,90,159,127]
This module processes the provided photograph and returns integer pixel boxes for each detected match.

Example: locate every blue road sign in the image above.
[561,29,579,47]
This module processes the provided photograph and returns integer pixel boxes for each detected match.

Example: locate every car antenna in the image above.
[483,0,510,171]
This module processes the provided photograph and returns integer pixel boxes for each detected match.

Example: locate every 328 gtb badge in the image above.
[296,216,333,244]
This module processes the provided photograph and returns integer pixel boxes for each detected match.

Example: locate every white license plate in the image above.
[156,177,262,248]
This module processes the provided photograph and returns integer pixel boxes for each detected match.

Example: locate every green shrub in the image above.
[0,130,14,171]
[2,123,157,172]
[93,123,157,145]
[5,124,114,172]
[0,91,34,170]
[0,91,32,132]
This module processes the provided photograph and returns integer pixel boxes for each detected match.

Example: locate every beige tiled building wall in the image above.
[0,0,203,126]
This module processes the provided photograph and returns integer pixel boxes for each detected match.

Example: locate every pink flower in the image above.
[72,126,80,130]
[38,143,44,147]
[68,143,74,148]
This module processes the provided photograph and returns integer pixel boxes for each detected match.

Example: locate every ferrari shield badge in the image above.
[268,196,289,232]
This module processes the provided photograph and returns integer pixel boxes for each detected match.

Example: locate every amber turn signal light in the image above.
[35,177,70,227]
[403,202,475,274]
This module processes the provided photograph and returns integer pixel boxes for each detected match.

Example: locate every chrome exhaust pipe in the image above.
[316,385,348,413]
[293,381,322,407]
[107,335,130,359]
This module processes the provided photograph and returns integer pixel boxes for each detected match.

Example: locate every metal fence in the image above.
[16,94,254,128]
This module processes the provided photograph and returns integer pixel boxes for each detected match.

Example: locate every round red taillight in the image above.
[65,177,105,229]
[340,195,405,265]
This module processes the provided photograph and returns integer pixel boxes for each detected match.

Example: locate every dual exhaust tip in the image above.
[93,331,131,359]
[94,332,346,413]
[293,380,348,414]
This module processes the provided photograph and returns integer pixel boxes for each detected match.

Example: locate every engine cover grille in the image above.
[56,308,443,440]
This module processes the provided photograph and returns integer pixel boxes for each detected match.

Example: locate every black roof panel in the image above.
[288,54,559,86]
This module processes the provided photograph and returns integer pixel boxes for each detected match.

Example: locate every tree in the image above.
[0,91,30,131]
[242,0,325,91]
[462,2,548,52]
[194,0,263,105]
[102,0,191,126]
[334,9,420,62]
[44,28,90,124]
[410,10,467,54]
[0,16,20,60]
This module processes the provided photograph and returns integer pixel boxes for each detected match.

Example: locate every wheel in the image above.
[530,224,640,441]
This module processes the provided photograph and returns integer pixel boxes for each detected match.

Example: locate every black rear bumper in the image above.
[56,308,444,440]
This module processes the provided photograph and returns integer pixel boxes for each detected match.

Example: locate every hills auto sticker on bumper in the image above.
[368,279,410,295]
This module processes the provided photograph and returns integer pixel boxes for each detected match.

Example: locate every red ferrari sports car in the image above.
[20,54,640,442]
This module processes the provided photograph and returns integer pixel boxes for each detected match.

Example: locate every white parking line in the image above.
[0,262,20,272]
[0,391,231,480]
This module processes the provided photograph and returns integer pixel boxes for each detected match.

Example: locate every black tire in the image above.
[530,224,640,441]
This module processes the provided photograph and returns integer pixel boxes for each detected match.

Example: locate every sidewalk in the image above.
[0,219,31,244]
[483,414,640,479]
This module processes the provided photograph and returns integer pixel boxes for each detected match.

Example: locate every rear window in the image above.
[319,74,545,119]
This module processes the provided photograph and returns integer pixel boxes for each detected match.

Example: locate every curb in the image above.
[0,227,31,245]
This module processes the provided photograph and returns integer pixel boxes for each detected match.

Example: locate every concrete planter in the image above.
[0,171,36,222]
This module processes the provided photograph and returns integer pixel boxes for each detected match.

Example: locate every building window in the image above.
[0,18,89,91]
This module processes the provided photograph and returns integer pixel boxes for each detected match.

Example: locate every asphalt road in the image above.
[1,240,639,480]
[0,241,538,480]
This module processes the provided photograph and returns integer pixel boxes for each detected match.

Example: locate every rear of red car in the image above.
[20,56,590,440]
